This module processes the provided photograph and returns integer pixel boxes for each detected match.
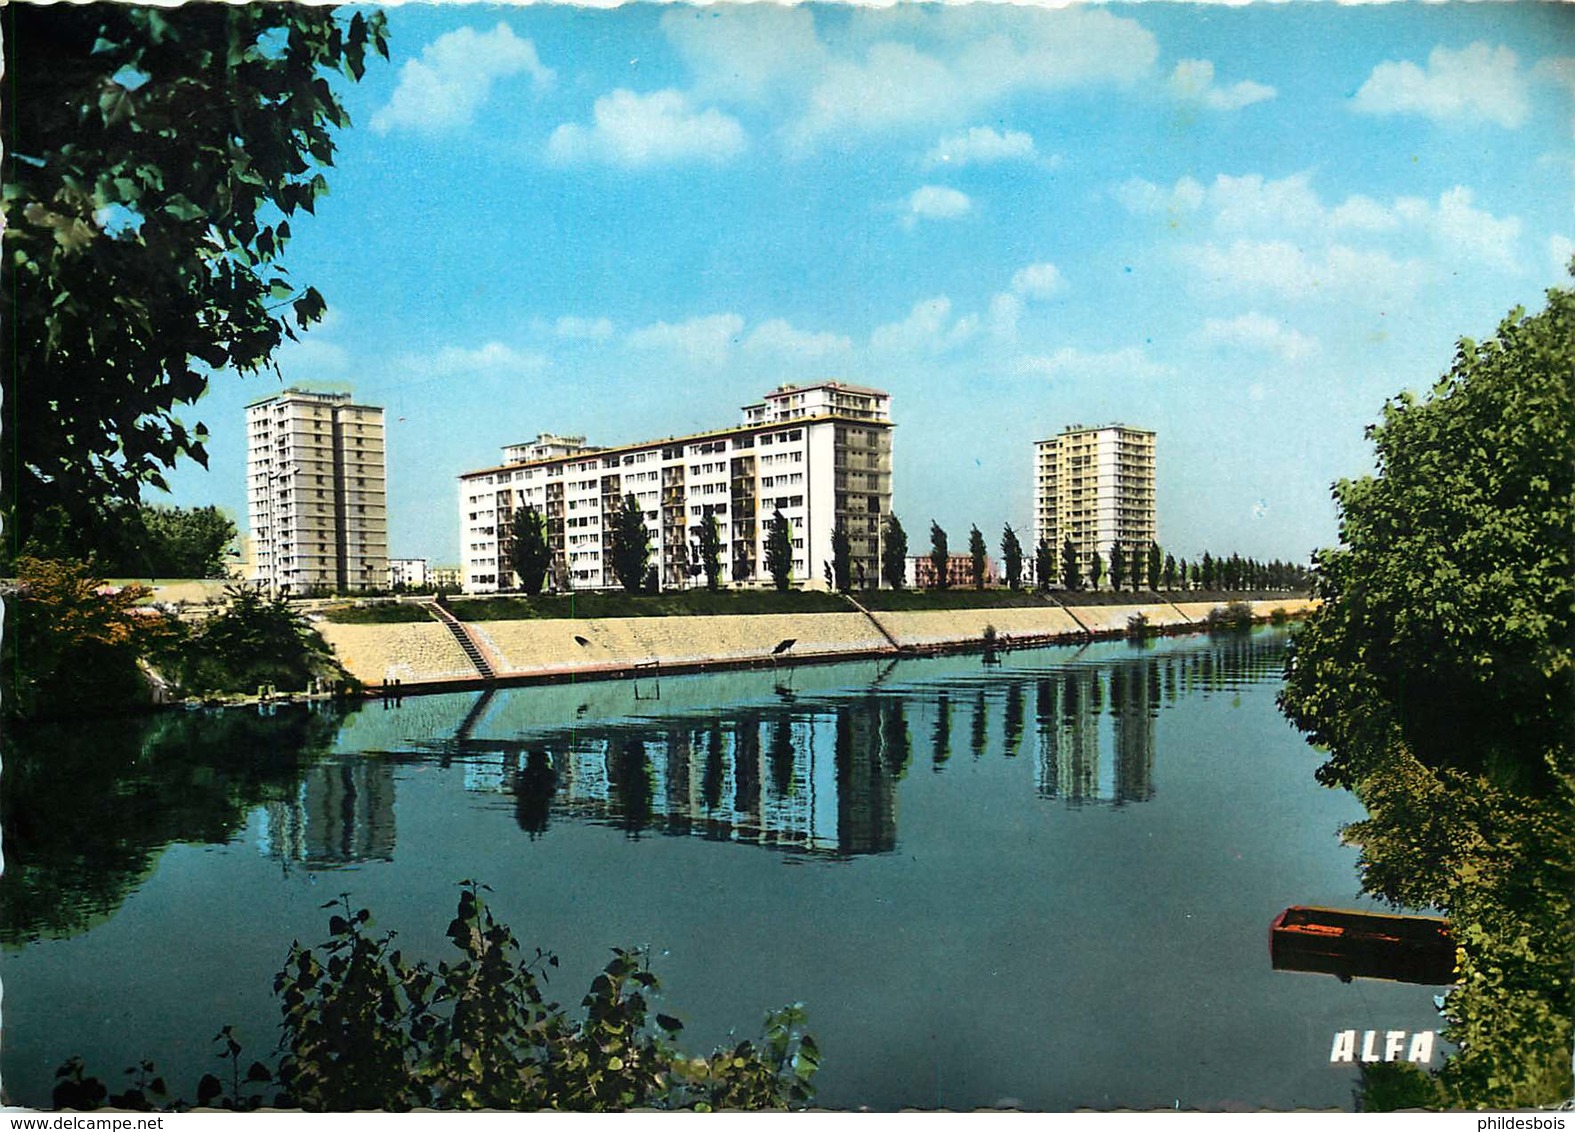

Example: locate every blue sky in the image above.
[163,1,1575,566]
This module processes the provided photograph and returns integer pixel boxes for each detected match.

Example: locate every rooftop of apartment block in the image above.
[466,381,892,480]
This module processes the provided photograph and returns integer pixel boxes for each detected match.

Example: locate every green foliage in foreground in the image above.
[54,885,818,1112]
[1281,272,1575,1109]
[2,4,387,561]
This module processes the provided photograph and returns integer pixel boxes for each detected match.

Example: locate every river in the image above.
[0,626,1444,1110]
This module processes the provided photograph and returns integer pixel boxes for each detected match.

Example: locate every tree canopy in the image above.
[881,514,908,590]
[967,525,986,590]
[696,513,723,592]
[608,495,651,594]
[1281,273,1573,796]
[507,506,550,595]
[927,522,948,590]
[1,4,388,559]
[829,523,851,592]
[1280,271,1574,1110]
[1000,525,1023,591]
[761,510,790,592]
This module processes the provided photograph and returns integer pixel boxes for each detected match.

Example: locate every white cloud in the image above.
[1122,173,1524,281]
[1011,262,1065,300]
[1352,42,1530,129]
[870,296,978,356]
[626,314,745,368]
[1114,175,1205,218]
[1196,313,1319,361]
[1552,234,1575,274]
[903,185,972,227]
[925,126,1037,168]
[788,7,1157,145]
[989,292,1023,340]
[423,341,549,380]
[372,24,552,135]
[988,262,1066,340]
[1190,239,1423,302]
[661,5,827,103]
[547,89,746,168]
[1426,186,1522,272]
[1015,346,1172,383]
[1169,59,1276,112]
[554,316,614,342]
[743,319,853,361]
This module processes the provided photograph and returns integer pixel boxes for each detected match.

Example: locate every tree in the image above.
[3,556,173,722]
[1146,542,1163,592]
[828,523,851,591]
[696,513,723,592]
[967,525,987,590]
[176,584,345,696]
[1089,551,1104,590]
[1279,272,1575,1109]
[1060,538,1081,591]
[608,494,651,594]
[765,509,792,592]
[1200,552,1216,590]
[1109,542,1126,591]
[54,885,820,1112]
[881,514,908,590]
[1034,539,1054,593]
[1281,276,1573,797]
[1000,525,1024,591]
[2,5,389,561]
[507,506,551,595]
[93,503,237,579]
[928,522,949,590]
[1163,552,1177,591]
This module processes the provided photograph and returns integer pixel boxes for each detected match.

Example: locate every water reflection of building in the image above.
[1032,661,1156,806]
[450,633,1287,843]
[259,759,397,867]
[460,698,904,856]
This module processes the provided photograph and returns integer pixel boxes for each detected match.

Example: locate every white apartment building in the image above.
[387,558,428,590]
[458,382,893,594]
[246,388,388,594]
[1033,424,1156,583]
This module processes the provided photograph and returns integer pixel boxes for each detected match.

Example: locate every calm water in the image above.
[0,628,1444,1110]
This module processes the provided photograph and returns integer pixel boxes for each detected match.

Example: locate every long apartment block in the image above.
[247,388,388,594]
[1033,424,1156,579]
[458,382,893,594]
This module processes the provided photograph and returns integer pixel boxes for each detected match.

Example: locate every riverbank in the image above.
[314,596,1317,696]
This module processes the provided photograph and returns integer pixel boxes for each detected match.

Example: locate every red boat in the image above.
[1270,905,1456,985]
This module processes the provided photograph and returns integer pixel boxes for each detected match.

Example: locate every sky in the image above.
[161,0,1575,567]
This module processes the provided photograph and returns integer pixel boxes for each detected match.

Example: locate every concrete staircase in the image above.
[839,592,907,653]
[426,602,497,681]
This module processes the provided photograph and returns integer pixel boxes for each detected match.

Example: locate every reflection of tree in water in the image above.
[932,692,951,770]
[732,717,761,827]
[701,724,726,813]
[835,697,898,854]
[1,704,348,944]
[512,747,557,838]
[607,737,654,837]
[769,716,796,797]
[970,689,988,760]
[1003,682,1024,758]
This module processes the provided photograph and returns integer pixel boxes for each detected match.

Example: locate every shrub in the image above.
[55,885,818,1112]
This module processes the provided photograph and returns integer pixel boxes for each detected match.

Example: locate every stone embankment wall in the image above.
[316,598,1318,691]
[315,622,478,684]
